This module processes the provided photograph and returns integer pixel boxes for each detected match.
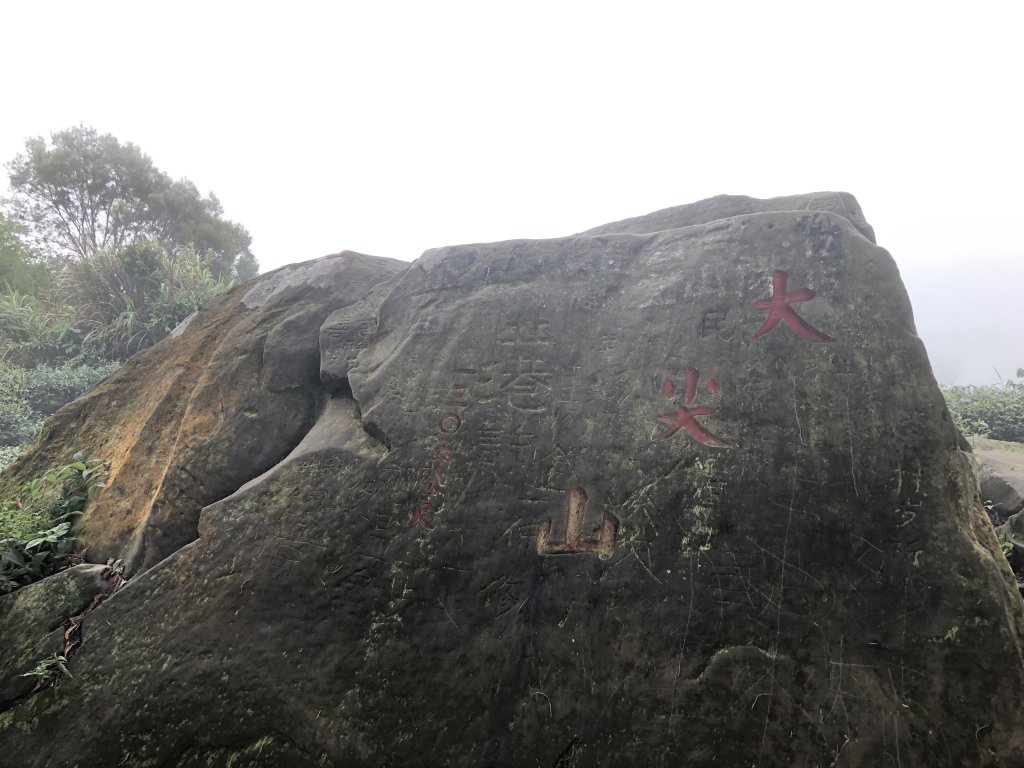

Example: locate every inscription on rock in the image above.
[3,196,1021,768]
[536,486,619,559]
[413,367,477,528]
[750,269,835,343]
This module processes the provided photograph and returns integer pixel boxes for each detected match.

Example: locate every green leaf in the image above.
[1,550,25,567]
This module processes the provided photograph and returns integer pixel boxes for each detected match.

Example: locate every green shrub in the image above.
[0,289,82,365]
[0,445,21,469]
[0,360,120,469]
[1,453,108,594]
[60,240,228,359]
[942,369,1024,442]
[0,365,43,447]
[20,360,121,415]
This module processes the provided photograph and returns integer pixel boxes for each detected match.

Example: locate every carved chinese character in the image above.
[499,355,552,412]
[536,487,618,559]
[750,269,835,343]
[498,319,552,346]
[657,368,731,448]
[495,319,553,411]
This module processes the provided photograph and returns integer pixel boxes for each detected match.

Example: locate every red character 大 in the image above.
[750,269,835,343]
[657,368,730,448]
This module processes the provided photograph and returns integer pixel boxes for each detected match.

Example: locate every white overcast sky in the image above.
[1,1,1020,384]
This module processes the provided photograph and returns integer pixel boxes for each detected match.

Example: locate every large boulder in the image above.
[1,194,1022,766]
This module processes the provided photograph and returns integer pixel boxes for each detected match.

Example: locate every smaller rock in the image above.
[974,438,1024,591]
[973,437,1024,523]
[0,564,109,707]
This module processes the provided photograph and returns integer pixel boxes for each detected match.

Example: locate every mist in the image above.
[902,258,1022,386]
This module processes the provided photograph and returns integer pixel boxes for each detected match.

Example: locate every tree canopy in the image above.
[1,126,261,468]
[0,207,47,293]
[6,125,257,281]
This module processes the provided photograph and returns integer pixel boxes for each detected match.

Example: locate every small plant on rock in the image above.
[19,653,72,692]
[1000,535,1015,560]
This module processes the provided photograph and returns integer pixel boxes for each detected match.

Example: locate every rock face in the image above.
[2,193,1023,766]
[6,253,407,574]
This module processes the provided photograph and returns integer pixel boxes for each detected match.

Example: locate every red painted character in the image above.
[657,368,731,448]
[750,269,835,343]
[411,501,433,529]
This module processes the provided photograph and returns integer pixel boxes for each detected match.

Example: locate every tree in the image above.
[0,207,47,293]
[146,180,256,280]
[6,127,163,262]
[6,125,257,279]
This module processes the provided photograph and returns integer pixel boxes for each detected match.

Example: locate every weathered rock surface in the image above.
[1,194,1023,767]
[4,252,406,574]
[0,564,109,708]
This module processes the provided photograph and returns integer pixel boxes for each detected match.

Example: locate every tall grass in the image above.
[58,240,229,358]
[0,290,79,365]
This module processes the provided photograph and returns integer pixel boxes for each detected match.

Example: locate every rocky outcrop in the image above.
[1,194,1022,767]
[3,253,406,574]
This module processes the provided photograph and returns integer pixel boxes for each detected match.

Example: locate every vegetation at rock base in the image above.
[941,368,1024,442]
[0,125,259,470]
[0,452,108,594]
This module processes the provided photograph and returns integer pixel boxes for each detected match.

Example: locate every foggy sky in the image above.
[1,2,1020,385]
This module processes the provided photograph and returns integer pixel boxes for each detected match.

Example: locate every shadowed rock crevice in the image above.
[197,394,388,519]
[117,387,331,573]
[319,273,405,453]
